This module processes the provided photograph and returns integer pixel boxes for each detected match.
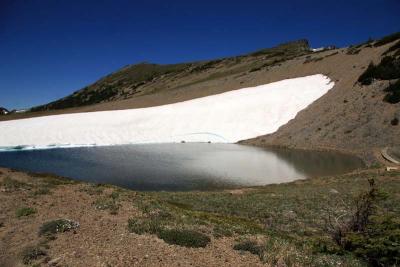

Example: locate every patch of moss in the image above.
[157,229,210,248]
[233,240,265,256]
[16,207,36,218]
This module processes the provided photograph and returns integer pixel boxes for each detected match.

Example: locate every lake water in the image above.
[0,144,364,191]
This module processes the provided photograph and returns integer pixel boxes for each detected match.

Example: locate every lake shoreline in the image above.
[0,143,366,191]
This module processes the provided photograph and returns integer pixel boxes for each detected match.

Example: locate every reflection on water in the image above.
[0,143,364,191]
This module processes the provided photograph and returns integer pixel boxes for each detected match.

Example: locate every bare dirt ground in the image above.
[0,168,263,267]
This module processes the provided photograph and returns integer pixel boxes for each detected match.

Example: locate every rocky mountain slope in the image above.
[30,40,311,112]
[2,33,399,162]
[242,33,400,163]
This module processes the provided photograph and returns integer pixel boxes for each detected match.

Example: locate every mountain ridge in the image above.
[30,39,311,111]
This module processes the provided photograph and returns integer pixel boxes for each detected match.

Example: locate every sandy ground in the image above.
[0,168,264,267]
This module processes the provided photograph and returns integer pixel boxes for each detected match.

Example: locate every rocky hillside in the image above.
[242,33,400,162]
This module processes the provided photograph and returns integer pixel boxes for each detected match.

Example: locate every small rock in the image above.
[48,257,62,266]
[329,189,339,194]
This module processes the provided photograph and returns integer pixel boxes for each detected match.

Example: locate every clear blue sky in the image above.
[1,0,399,109]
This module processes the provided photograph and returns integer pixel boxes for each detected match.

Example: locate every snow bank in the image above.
[0,74,334,151]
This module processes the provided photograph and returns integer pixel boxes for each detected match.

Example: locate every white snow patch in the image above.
[0,74,334,151]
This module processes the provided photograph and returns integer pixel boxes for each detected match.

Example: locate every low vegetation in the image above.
[323,179,400,265]
[347,46,361,55]
[38,219,79,236]
[20,245,47,265]
[126,171,400,265]
[357,47,400,104]
[1,177,31,192]
[128,217,211,248]
[16,207,36,218]
[158,229,210,248]
[303,56,323,64]
[358,56,400,85]
[374,32,400,47]
[93,191,120,214]
[2,168,399,265]
[383,79,400,104]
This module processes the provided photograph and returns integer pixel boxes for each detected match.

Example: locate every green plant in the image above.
[383,40,400,55]
[21,245,46,264]
[325,179,383,246]
[93,197,118,212]
[374,32,400,47]
[157,229,210,248]
[1,177,30,191]
[39,219,79,236]
[384,79,400,104]
[16,207,36,218]
[323,179,400,265]
[344,214,400,266]
[233,240,265,256]
[32,187,51,196]
[127,217,161,235]
[358,63,375,85]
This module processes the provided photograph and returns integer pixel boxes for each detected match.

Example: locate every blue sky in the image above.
[1,0,399,109]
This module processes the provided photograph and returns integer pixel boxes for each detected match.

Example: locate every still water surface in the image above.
[0,144,364,191]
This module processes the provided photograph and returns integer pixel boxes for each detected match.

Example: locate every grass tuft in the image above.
[1,177,30,191]
[128,217,162,235]
[157,229,210,248]
[16,207,36,218]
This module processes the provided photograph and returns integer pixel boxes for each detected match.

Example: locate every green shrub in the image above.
[373,56,400,80]
[344,215,400,266]
[157,229,210,248]
[39,219,79,236]
[383,40,400,55]
[233,240,265,256]
[358,57,400,85]
[358,63,375,85]
[346,47,361,55]
[374,32,400,47]
[383,79,400,104]
[324,179,400,265]
[21,245,46,264]
[16,207,36,218]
